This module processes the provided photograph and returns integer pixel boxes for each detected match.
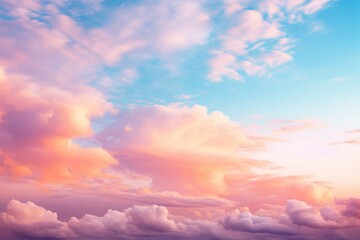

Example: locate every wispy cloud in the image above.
[207,0,331,82]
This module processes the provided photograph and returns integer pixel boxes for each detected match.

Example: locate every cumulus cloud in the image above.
[0,200,69,239]
[0,0,209,184]
[97,104,273,194]
[222,209,295,235]
[0,200,223,240]
[95,104,335,208]
[0,63,336,211]
[1,199,359,240]
[286,199,340,228]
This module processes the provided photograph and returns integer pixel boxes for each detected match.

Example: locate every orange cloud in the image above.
[0,70,117,182]
[97,104,334,208]
[98,104,270,195]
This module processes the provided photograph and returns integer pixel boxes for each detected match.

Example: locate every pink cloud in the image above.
[0,0,210,88]
[286,199,341,228]
[258,0,329,17]
[208,52,242,82]
[222,209,295,235]
[238,60,266,76]
[272,119,323,133]
[228,10,283,42]
[328,128,360,146]
[346,129,360,134]
[1,199,58,224]
[53,0,210,64]
[261,50,293,67]
[95,104,337,208]
[98,104,268,195]
[208,9,287,81]
[0,199,69,239]
[0,70,117,182]
[1,199,359,239]
[209,0,331,81]
[329,139,360,145]
[0,68,338,216]
[301,0,330,15]
[225,174,335,208]
[223,0,246,15]
[338,198,360,220]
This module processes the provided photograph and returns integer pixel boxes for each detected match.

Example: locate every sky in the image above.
[0,0,359,239]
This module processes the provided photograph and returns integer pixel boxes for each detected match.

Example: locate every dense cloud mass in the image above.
[0,70,117,182]
[1,199,359,240]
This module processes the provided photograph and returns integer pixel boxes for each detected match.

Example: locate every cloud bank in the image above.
[1,199,359,240]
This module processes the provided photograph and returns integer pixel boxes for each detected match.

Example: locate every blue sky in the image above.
[97,0,360,131]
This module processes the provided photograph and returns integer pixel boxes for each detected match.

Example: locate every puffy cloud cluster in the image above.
[0,200,221,240]
[208,0,330,82]
[1,199,359,240]
[0,67,334,206]
[96,104,334,207]
[222,209,295,235]
[98,104,269,195]
[0,200,68,239]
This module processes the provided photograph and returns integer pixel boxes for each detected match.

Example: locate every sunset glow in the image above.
[0,0,359,239]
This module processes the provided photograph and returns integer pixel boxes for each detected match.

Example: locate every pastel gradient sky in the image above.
[0,0,359,239]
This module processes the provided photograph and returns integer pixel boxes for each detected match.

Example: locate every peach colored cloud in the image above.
[0,70,116,182]
[96,104,335,208]
[346,129,360,134]
[329,139,360,145]
[98,104,269,194]
[0,69,336,213]
[271,119,323,133]
[327,128,360,146]
[225,174,334,209]
[1,63,335,214]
